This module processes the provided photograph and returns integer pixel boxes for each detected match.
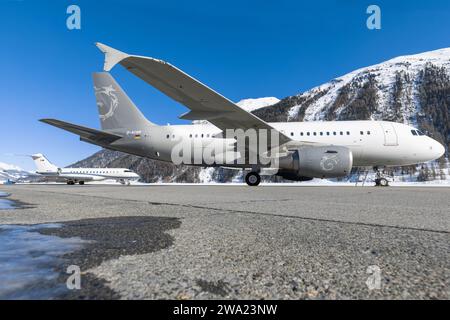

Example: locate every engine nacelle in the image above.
[277,146,353,179]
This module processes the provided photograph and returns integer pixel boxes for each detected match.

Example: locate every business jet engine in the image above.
[276,146,353,180]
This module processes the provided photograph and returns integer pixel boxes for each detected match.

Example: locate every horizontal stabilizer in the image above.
[40,119,123,144]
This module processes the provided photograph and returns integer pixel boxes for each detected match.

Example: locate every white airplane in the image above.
[30,153,139,185]
[40,43,445,186]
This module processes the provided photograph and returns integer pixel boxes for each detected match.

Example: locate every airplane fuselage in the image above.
[55,168,139,181]
[107,120,445,168]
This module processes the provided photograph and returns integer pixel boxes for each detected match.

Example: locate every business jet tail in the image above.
[93,72,156,131]
[31,154,59,173]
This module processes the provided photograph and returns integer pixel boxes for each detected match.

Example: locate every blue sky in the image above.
[1,0,449,170]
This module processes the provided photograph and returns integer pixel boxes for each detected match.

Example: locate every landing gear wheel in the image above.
[379,178,389,187]
[245,172,261,186]
[375,178,389,187]
[79,181,84,185]
[67,181,75,185]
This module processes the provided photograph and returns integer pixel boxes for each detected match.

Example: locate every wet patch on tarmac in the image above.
[0,192,34,210]
[38,216,181,299]
[0,224,88,299]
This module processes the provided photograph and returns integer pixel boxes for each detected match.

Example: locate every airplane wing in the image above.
[95,43,292,148]
[40,119,123,145]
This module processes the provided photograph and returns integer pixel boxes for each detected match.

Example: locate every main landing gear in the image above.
[119,179,131,186]
[373,167,390,187]
[245,172,261,186]
[66,180,84,185]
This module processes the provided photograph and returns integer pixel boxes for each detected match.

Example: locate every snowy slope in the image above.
[0,162,35,183]
[286,47,450,123]
[236,97,280,112]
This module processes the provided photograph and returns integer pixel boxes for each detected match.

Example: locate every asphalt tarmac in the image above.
[0,184,448,299]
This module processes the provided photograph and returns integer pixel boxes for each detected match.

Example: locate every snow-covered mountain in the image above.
[290,48,450,123]
[73,48,450,183]
[236,97,280,112]
[0,162,35,183]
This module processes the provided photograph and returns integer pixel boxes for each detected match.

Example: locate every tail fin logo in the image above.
[94,85,119,120]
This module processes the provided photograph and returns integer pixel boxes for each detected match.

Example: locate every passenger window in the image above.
[307,132,310,136]
[411,130,417,136]
[201,134,204,138]
[290,132,294,136]
[300,132,304,136]
[340,131,343,135]
[346,131,350,135]
[166,134,170,139]
[326,132,330,136]
[333,132,336,136]
[320,132,323,136]
[367,131,371,135]
[313,132,317,136]
[195,134,198,138]
[189,134,192,138]
[360,131,364,135]
[207,134,210,138]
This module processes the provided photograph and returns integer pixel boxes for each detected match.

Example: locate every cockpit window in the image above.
[124,170,132,172]
[411,129,425,136]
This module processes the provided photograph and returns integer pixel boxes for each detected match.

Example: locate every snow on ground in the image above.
[198,167,215,183]
[12,180,450,187]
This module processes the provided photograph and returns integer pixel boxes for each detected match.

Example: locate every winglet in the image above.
[95,42,129,71]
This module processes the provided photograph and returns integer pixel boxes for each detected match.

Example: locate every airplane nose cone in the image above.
[435,141,445,158]
[429,139,445,160]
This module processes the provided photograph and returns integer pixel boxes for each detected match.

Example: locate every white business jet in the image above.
[31,153,139,185]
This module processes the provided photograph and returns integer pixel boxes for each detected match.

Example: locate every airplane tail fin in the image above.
[93,72,156,131]
[31,154,59,173]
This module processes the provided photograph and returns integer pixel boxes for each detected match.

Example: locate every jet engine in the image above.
[276,146,353,180]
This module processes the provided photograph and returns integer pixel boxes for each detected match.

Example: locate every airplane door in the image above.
[379,122,398,146]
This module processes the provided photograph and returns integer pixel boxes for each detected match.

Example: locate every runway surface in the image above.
[0,184,448,299]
